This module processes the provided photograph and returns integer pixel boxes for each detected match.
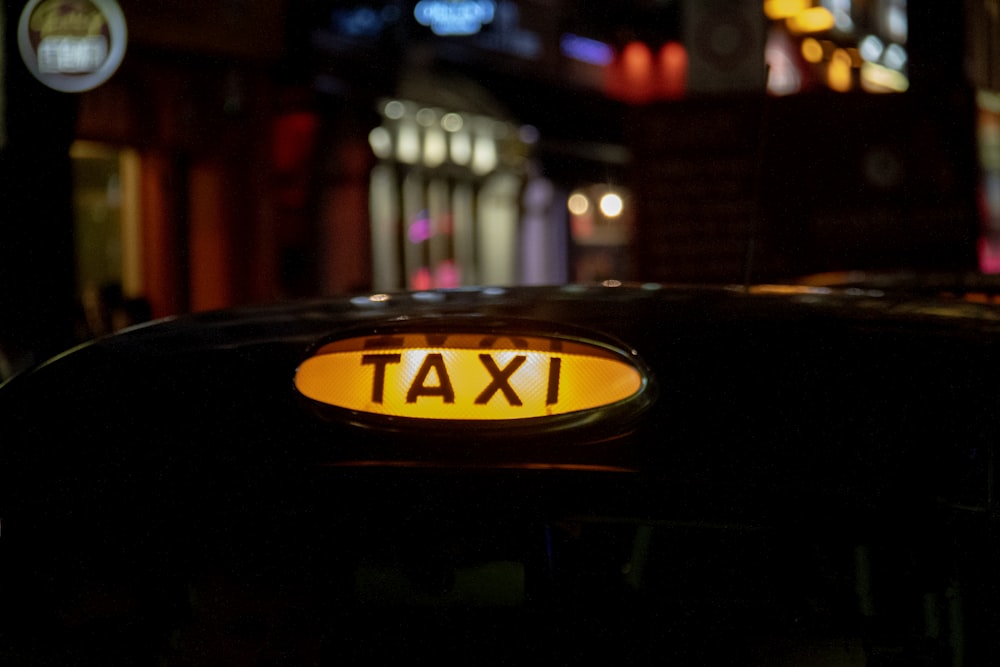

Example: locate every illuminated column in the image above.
[370,165,401,292]
[449,124,472,168]
[471,116,498,176]
[395,109,421,166]
[452,180,476,285]
[477,171,520,285]
[426,176,452,286]
[420,107,447,168]
[402,170,429,289]
[520,176,566,285]
[369,115,400,291]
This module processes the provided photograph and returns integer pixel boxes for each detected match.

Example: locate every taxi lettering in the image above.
[361,352,557,407]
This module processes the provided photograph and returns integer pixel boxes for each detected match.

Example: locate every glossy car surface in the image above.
[1,283,998,665]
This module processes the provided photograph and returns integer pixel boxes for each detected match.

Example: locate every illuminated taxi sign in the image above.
[295,332,647,422]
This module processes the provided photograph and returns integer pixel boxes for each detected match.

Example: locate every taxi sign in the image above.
[294,327,650,423]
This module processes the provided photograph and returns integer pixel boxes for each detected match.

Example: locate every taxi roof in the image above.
[3,282,999,664]
[3,282,997,512]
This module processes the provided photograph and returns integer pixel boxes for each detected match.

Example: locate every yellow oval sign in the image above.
[294,332,646,421]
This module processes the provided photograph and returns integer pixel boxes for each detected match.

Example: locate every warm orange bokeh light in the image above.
[827,51,853,92]
[616,40,655,102]
[786,7,836,34]
[658,41,687,99]
[764,0,809,20]
[800,37,824,63]
[621,41,653,81]
[607,40,688,103]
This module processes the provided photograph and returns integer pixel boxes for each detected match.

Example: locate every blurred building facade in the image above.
[1,0,996,373]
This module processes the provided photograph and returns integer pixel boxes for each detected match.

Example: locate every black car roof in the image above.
[4,283,1000,665]
[4,282,997,505]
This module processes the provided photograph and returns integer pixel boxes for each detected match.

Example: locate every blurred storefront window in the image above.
[977,91,1000,271]
[70,140,146,337]
[1,2,6,153]
[966,2,1000,271]
[367,97,556,290]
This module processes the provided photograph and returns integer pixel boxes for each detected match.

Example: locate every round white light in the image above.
[884,44,907,71]
[384,100,405,120]
[441,112,464,132]
[416,107,437,126]
[599,193,624,218]
[859,35,883,63]
[567,192,590,216]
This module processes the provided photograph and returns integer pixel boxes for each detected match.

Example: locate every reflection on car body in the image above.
[1,283,998,665]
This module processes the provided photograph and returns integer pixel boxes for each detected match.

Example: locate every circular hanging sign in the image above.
[18,0,127,93]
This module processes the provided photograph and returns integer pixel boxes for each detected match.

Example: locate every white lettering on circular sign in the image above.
[18,0,127,93]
